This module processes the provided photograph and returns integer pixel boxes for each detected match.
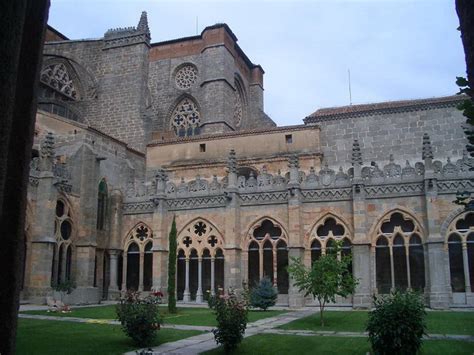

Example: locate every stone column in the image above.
[211,257,215,295]
[389,247,395,291]
[121,253,128,291]
[223,150,243,291]
[287,154,304,308]
[406,245,412,289]
[422,134,450,308]
[462,244,472,293]
[183,257,190,302]
[351,140,371,308]
[196,257,203,303]
[138,251,144,292]
[288,247,305,308]
[27,133,57,301]
[108,250,120,294]
[151,169,169,297]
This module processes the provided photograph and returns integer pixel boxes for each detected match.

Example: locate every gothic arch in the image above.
[40,56,84,100]
[244,216,288,250]
[123,222,153,251]
[307,212,353,247]
[369,207,425,245]
[167,94,201,137]
[177,217,224,257]
[440,207,467,238]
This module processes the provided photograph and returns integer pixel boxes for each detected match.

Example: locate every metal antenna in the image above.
[348,69,352,105]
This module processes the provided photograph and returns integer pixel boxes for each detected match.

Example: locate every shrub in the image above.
[116,290,162,346]
[212,289,248,352]
[366,291,427,355]
[52,279,76,294]
[250,277,277,311]
[206,289,219,310]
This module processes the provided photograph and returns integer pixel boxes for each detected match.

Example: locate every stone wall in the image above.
[312,104,467,167]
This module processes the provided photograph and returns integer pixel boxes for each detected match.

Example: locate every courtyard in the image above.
[17,304,474,354]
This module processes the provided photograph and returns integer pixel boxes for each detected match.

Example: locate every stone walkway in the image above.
[124,309,316,355]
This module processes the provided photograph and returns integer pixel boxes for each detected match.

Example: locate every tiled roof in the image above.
[304,95,466,123]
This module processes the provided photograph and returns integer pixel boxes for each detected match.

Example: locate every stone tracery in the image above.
[170,97,201,137]
[177,219,224,302]
[175,64,198,89]
[40,63,78,100]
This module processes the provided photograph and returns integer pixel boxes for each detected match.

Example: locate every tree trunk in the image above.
[0,1,49,354]
[319,299,325,327]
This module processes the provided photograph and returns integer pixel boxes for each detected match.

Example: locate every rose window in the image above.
[175,65,198,90]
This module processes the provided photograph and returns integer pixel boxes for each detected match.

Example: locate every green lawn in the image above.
[204,334,474,355]
[279,310,474,335]
[22,305,286,327]
[16,318,201,355]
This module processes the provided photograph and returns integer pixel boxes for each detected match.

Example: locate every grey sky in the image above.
[48,0,466,126]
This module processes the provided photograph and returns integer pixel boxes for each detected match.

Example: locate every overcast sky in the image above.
[48,0,466,126]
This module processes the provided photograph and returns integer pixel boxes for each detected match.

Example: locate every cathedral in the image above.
[23,12,474,309]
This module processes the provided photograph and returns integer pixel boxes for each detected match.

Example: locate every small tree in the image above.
[167,217,177,314]
[288,242,357,326]
[366,291,427,355]
[250,277,277,311]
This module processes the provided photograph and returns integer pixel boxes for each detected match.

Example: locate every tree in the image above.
[454,1,474,209]
[288,242,357,326]
[167,217,177,314]
[250,277,277,311]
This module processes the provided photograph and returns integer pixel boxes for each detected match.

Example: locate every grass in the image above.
[279,310,474,335]
[22,305,287,327]
[204,334,474,355]
[16,318,201,355]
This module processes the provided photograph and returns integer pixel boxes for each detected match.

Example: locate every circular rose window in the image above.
[175,65,198,89]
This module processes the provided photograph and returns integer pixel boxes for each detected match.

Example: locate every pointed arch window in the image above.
[97,179,107,230]
[247,219,289,294]
[176,219,225,302]
[446,212,474,293]
[170,97,201,137]
[310,217,352,270]
[374,212,425,293]
[52,199,74,285]
[122,223,153,292]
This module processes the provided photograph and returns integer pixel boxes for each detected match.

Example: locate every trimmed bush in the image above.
[366,291,427,355]
[250,277,277,311]
[212,289,248,352]
[116,290,162,346]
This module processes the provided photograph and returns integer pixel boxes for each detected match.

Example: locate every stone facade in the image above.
[22,13,474,308]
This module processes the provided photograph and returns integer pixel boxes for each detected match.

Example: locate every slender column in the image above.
[60,245,67,282]
[121,253,127,291]
[183,257,190,302]
[390,246,395,291]
[406,245,412,289]
[211,257,215,295]
[196,257,203,303]
[259,245,263,280]
[108,251,119,291]
[273,248,278,287]
[462,243,472,293]
[138,251,144,292]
